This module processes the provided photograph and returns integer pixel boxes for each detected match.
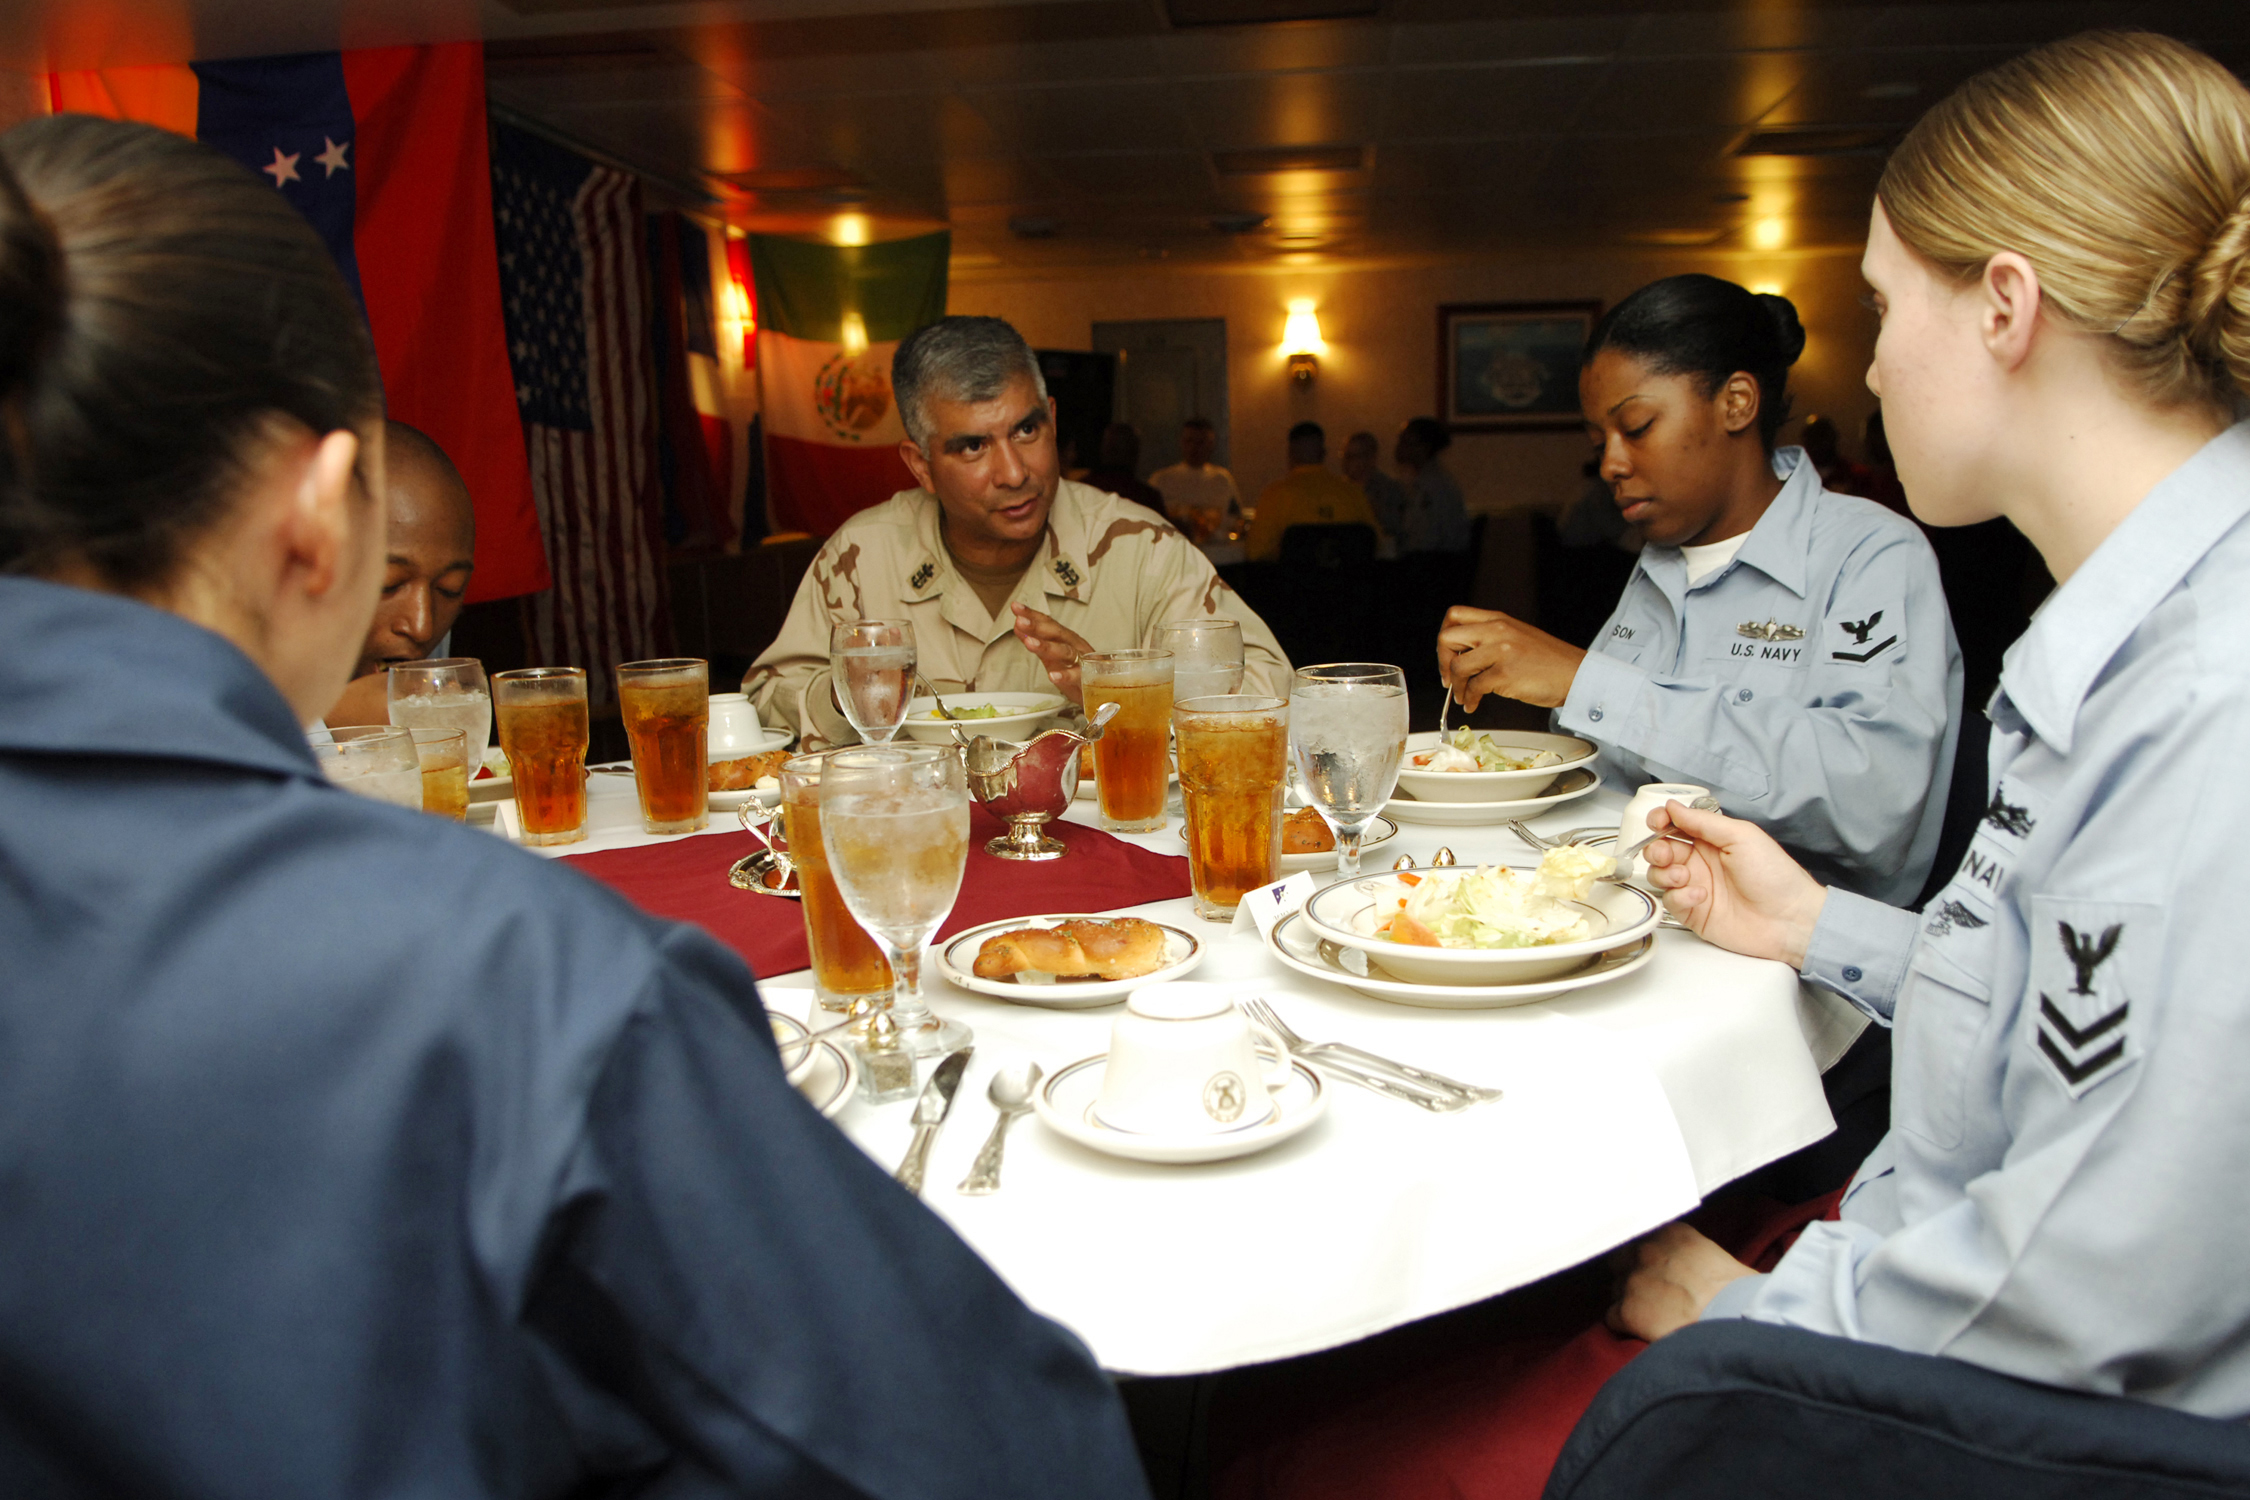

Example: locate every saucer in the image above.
[1178,814,1399,874]
[1033,1054,1326,1164]
[793,1038,856,1119]
[768,1011,819,1086]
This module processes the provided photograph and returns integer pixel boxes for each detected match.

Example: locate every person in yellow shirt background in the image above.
[1245,421,1386,561]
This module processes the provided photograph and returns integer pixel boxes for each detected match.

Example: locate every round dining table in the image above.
[493,760,1858,1377]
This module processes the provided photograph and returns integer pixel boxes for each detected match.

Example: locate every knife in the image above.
[894,1047,974,1196]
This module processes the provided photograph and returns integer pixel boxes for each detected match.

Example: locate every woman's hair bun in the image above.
[1756,293,1807,368]
[2182,188,2250,403]
[0,154,61,412]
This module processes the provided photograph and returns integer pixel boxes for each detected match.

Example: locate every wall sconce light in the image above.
[1282,300,1325,385]
[724,236,757,370]
[840,310,869,356]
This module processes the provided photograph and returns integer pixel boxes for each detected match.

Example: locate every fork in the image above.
[1244,996,1502,1107]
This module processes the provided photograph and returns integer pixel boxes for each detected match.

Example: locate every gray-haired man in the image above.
[746,315,1289,747]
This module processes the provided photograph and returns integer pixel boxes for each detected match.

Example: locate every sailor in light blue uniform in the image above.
[1704,422,2250,1413]
[1439,275,1961,907]
[1561,444,1962,906]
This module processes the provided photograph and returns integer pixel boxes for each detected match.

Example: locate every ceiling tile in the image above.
[1619,7,1876,56]
[1386,15,1631,67]
[1380,60,1606,140]
[1032,150,1216,199]
[1573,53,1811,133]
[960,80,1195,152]
[1368,139,1556,196]
[1758,45,2022,127]
[1175,69,1383,149]
[1852,3,2145,49]
[1151,17,1390,75]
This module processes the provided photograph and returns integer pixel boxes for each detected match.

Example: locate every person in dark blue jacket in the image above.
[0,115,1146,1500]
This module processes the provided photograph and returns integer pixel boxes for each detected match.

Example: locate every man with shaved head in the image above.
[325,421,477,727]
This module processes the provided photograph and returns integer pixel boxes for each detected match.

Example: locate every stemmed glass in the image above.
[1288,663,1410,879]
[821,744,973,1056]
[829,619,916,745]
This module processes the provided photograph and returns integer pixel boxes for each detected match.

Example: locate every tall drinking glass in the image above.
[821,745,972,1057]
[494,667,589,846]
[618,657,710,835]
[1175,694,1289,920]
[386,657,491,771]
[829,619,915,745]
[1158,618,1246,703]
[1289,663,1409,879]
[408,727,470,821]
[1081,648,1175,833]
[316,726,425,808]
[779,752,894,1014]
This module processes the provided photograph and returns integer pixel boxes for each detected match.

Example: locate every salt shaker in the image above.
[855,1009,919,1103]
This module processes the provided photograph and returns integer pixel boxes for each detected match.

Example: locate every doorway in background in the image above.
[1092,318,1229,479]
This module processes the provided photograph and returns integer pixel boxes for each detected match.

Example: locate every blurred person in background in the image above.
[1080,419,1164,509]
[1245,421,1385,561]
[1392,416,1471,555]
[324,419,474,727]
[1149,414,1243,544]
[1342,430,1410,556]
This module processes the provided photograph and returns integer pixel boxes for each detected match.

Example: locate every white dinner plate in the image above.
[1382,766,1603,826]
[793,1038,857,1118]
[1300,868,1660,984]
[1267,910,1656,1009]
[708,785,780,812]
[769,1011,819,1087]
[1176,814,1399,874]
[935,914,1204,1007]
[1033,1053,1326,1164]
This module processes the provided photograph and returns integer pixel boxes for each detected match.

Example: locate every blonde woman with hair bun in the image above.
[1213,31,2250,1500]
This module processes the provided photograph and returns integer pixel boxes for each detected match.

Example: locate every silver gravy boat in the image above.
[948,700,1119,862]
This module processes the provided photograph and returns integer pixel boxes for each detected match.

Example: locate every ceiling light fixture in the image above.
[1749,218,1787,250]
[833,213,871,247]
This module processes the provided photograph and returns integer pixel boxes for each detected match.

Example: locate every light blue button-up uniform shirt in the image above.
[1558,448,1963,905]
[1707,423,2250,1417]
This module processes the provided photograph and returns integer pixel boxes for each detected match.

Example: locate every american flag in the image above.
[491,121,667,710]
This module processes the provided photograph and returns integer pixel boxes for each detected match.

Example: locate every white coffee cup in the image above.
[707,691,765,760]
[1616,782,1712,880]
[1095,983,1292,1135]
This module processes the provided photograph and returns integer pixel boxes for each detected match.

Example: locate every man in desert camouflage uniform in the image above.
[746,316,1289,748]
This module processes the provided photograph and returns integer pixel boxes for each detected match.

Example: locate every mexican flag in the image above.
[749,231,948,536]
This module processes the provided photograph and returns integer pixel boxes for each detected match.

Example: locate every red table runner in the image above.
[561,806,1192,980]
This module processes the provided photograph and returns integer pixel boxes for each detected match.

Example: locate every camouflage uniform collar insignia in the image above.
[1737,618,1804,642]
[1049,554,1082,592]
[907,557,940,596]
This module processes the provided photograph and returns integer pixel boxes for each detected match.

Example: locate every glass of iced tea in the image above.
[1080,648,1174,833]
[1174,694,1289,920]
[493,667,589,847]
[778,752,894,1014]
[407,727,470,822]
[618,657,710,835]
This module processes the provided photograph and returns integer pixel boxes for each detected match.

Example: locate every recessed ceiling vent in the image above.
[1210,211,1270,234]
[1213,144,1364,175]
[1735,127,1900,158]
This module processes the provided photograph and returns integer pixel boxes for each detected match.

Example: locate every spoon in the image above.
[1618,795,1721,860]
[957,1063,1042,1196]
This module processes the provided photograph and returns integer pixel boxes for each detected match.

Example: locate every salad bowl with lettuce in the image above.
[900,691,1068,745]
[1392,728,1598,804]
[1300,845,1659,985]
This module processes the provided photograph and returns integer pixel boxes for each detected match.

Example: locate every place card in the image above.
[1233,871,1318,945]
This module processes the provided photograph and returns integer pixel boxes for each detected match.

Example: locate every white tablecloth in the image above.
[518,771,1839,1374]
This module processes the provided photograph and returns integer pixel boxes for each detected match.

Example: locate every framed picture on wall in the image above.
[1438,301,1601,431]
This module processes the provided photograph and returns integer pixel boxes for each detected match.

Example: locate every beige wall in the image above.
[950,243,1881,519]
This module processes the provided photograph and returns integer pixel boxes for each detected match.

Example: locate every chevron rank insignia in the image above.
[2029,900,2154,1100]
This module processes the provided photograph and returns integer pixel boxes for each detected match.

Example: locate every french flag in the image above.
[45,45,552,603]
